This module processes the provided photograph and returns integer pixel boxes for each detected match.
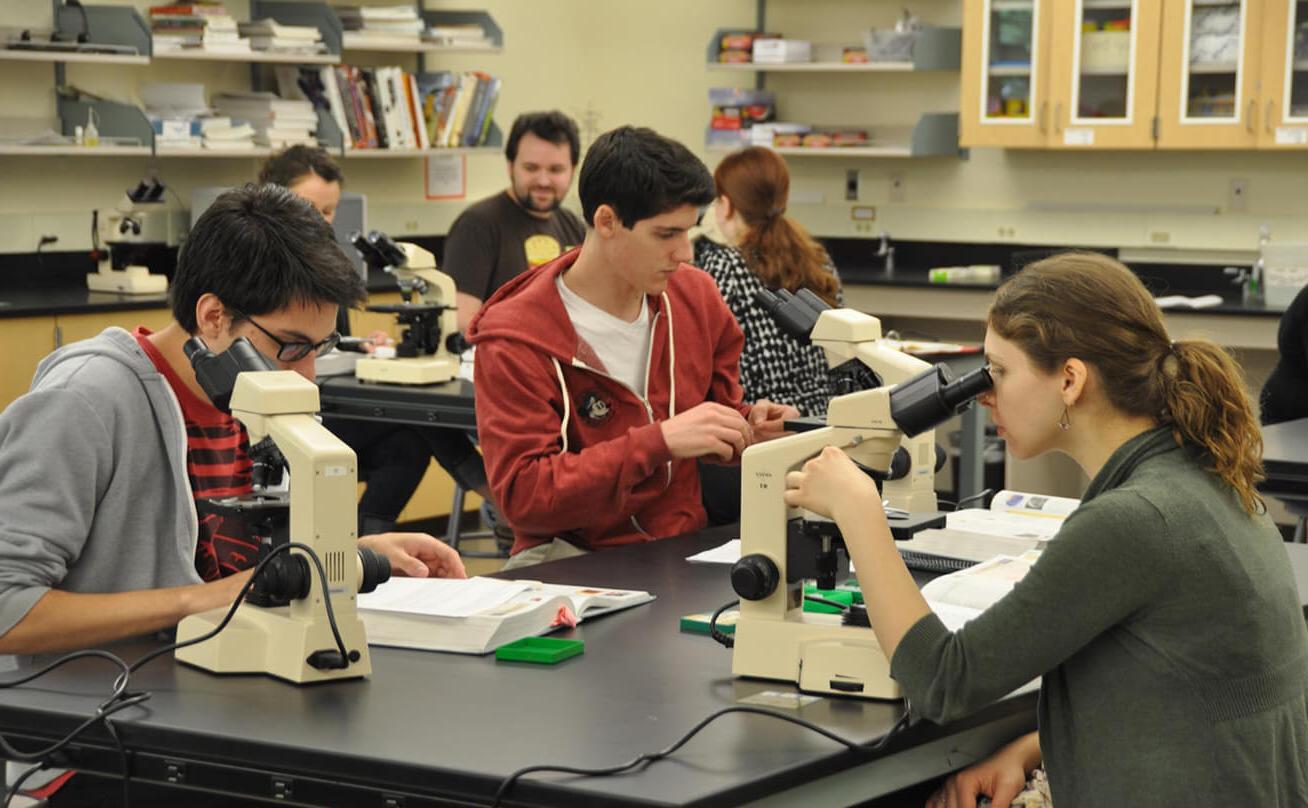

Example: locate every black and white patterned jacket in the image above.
[693,238,842,418]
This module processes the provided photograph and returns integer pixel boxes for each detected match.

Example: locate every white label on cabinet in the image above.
[1063,128,1095,146]
[1275,127,1308,146]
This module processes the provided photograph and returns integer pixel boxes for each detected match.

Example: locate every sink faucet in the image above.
[874,231,895,274]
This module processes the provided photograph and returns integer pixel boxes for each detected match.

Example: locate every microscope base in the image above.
[175,602,372,684]
[356,355,459,385]
[732,612,902,700]
[86,264,168,295]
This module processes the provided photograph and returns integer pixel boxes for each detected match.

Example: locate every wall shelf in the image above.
[706,26,961,72]
[708,114,963,159]
[0,50,148,65]
[0,145,151,156]
[152,48,339,64]
[341,147,501,158]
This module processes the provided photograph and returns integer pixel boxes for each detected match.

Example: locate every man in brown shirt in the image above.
[447,111,586,330]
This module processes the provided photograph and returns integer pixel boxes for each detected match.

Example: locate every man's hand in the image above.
[749,399,801,444]
[360,330,394,354]
[360,533,468,579]
[660,402,752,462]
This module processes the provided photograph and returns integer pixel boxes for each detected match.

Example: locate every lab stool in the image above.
[444,484,504,558]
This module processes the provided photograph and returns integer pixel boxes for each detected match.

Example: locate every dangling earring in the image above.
[1058,406,1071,432]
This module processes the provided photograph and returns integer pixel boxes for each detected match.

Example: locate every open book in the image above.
[357,577,654,654]
[923,551,1041,631]
[897,489,1078,568]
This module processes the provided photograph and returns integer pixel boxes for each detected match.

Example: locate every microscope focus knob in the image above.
[731,554,780,601]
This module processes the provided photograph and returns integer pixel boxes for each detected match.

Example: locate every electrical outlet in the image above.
[1150,231,1171,244]
[404,220,419,232]
[888,172,906,204]
[1228,178,1249,213]
[845,169,859,201]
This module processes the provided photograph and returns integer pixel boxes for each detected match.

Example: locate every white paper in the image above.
[686,539,741,564]
[1063,128,1094,146]
[946,509,1064,541]
[920,553,1037,612]
[425,153,465,199]
[1154,294,1223,310]
[357,576,529,618]
[1275,127,1308,146]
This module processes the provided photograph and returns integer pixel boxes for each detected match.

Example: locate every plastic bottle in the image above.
[1247,224,1269,305]
[928,265,1002,285]
[83,108,100,147]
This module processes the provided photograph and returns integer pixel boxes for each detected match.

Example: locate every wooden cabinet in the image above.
[962,0,1308,149]
[0,317,58,412]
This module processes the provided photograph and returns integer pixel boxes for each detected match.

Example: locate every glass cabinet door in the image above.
[961,0,1050,147]
[1047,0,1163,147]
[1260,0,1308,146]
[1158,0,1262,147]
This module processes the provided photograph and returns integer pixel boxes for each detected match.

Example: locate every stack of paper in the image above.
[239,18,326,55]
[200,116,255,150]
[338,5,424,45]
[213,92,318,148]
[141,82,210,149]
[424,23,491,48]
[150,2,249,53]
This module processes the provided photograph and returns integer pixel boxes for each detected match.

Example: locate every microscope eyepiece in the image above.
[889,363,994,438]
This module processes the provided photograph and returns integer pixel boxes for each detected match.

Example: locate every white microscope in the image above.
[730,289,992,700]
[88,181,181,295]
[174,336,391,684]
[351,230,465,385]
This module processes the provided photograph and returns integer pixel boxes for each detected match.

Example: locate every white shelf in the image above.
[0,145,151,156]
[988,64,1032,76]
[155,146,273,158]
[340,34,500,54]
[1082,0,1132,8]
[709,144,921,158]
[0,49,147,65]
[342,147,500,158]
[1293,60,1308,70]
[1189,61,1239,74]
[1081,65,1130,76]
[709,61,917,73]
[153,49,339,64]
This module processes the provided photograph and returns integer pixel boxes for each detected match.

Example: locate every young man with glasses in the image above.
[0,184,465,658]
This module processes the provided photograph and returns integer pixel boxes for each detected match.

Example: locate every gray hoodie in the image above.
[0,327,201,638]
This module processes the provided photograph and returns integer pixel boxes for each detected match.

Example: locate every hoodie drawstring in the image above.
[662,292,676,418]
[551,357,571,453]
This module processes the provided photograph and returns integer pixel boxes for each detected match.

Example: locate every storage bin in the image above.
[864,29,917,62]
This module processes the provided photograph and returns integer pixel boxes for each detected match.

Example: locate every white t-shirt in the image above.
[556,276,652,398]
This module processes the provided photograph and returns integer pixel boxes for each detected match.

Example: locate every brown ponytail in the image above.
[713,147,839,306]
[989,252,1265,514]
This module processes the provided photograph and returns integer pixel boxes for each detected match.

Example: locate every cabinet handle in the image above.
[1038,101,1048,134]
[1054,102,1063,133]
[1266,99,1275,134]
[1247,99,1256,133]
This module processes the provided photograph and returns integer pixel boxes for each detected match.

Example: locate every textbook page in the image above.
[357,576,529,618]
[921,551,1040,613]
[945,490,1079,541]
[687,539,740,564]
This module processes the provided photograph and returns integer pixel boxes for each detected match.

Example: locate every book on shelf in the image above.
[357,576,655,654]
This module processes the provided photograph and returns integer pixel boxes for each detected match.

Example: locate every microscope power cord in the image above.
[0,541,350,808]
[489,702,915,808]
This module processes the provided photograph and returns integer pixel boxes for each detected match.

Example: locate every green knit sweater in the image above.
[891,427,1308,807]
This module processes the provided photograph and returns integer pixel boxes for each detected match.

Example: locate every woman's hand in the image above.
[927,732,1041,808]
[361,330,394,354]
[359,533,468,579]
[783,445,881,521]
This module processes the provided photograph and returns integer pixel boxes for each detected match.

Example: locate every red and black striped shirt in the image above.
[135,328,259,581]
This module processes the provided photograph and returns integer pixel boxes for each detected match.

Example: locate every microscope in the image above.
[351,230,466,385]
[87,180,180,295]
[174,336,391,684]
[730,289,992,700]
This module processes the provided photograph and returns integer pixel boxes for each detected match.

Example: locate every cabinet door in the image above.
[1259,0,1308,146]
[961,0,1053,147]
[1157,0,1264,147]
[56,307,174,347]
[0,317,57,412]
[1047,0,1164,148]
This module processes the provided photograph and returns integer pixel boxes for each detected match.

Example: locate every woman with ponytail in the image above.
[694,146,841,418]
[785,252,1308,808]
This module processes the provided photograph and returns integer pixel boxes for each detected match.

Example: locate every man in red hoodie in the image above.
[468,126,798,567]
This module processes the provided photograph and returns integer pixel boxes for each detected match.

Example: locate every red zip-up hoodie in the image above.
[467,247,751,556]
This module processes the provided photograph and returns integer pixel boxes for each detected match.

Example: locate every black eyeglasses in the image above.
[232,311,340,362]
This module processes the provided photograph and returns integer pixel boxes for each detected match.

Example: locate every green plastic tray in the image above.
[495,636,585,664]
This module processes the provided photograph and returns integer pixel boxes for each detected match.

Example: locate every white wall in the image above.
[1,0,1304,259]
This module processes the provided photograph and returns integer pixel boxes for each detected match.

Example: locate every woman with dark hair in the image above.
[786,252,1308,808]
[694,146,841,418]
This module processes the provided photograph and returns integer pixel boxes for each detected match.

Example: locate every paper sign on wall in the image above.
[424,154,466,200]
[1275,127,1308,146]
